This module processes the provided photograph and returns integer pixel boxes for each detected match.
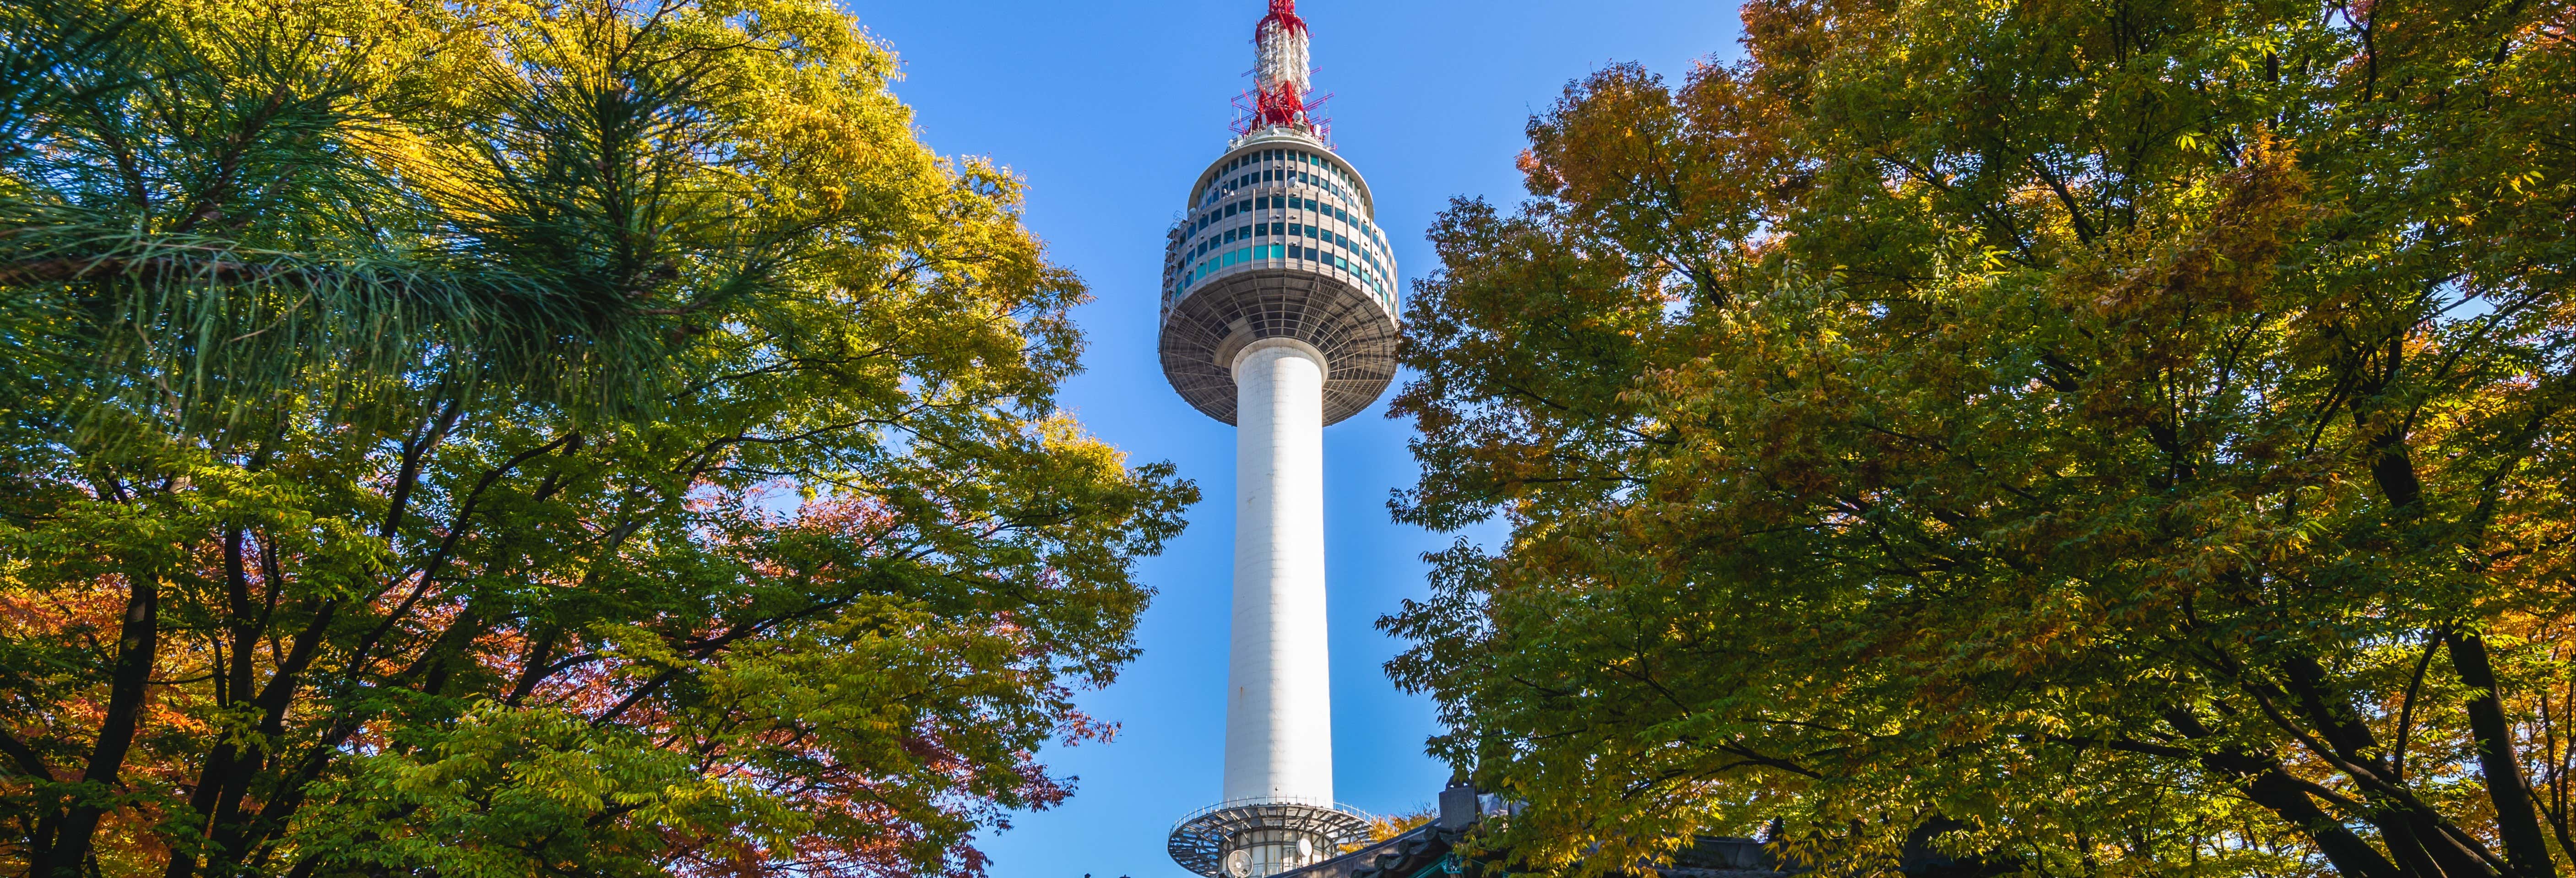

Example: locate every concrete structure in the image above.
[1162,3,1398,877]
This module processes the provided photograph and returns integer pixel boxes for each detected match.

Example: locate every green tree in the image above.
[0,1,1193,876]
[1383,0,2576,876]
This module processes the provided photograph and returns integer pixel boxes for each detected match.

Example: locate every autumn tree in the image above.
[1384,0,2576,876]
[0,1,1192,876]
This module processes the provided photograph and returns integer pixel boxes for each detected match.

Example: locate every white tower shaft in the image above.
[1223,340,1335,806]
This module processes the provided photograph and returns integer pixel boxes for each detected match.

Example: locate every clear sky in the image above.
[836,3,1744,877]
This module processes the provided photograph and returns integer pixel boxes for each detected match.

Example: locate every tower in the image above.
[1159,3,1400,877]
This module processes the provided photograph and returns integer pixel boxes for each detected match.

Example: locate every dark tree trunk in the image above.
[38,574,158,878]
[2449,631,2556,878]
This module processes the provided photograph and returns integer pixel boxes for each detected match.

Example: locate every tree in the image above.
[0,1,1194,876]
[1382,0,2576,876]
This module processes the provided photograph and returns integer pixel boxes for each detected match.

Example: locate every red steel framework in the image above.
[1230,0,1332,143]
[1230,92,1333,144]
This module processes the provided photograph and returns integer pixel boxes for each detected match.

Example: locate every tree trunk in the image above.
[38,574,158,878]
[2449,631,2556,878]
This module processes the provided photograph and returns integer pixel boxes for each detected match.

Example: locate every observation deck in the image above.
[1157,127,1400,426]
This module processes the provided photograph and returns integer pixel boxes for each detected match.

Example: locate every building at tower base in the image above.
[1264,780,1795,878]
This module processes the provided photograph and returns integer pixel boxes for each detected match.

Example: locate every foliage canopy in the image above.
[0,1,1193,876]
[1386,0,2576,876]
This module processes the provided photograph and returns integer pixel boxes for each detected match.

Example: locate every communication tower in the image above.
[1158,2,1399,877]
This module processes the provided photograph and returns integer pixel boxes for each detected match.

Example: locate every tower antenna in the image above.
[1235,0,1330,141]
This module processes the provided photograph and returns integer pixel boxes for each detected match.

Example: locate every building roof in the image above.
[1272,792,1792,878]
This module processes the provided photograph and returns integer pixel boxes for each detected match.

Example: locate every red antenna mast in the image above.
[1233,0,1331,141]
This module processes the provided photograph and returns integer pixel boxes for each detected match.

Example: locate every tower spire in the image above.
[1247,0,1319,134]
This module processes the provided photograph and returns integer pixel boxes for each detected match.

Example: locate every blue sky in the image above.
[836,3,1743,877]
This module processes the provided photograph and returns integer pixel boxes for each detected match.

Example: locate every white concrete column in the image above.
[1223,338,1334,806]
